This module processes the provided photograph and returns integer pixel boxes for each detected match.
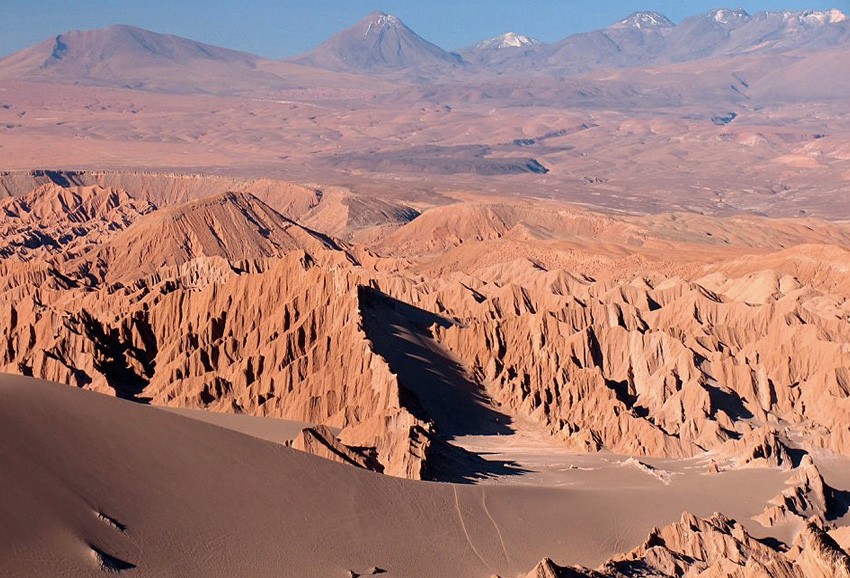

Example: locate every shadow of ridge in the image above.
[754,535,789,552]
[786,446,808,468]
[358,286,513,439]
[358,287,529,483]
[77,310,154,404]
[828,487,850,521]
[426,438,530,484]
[704,383,754,421]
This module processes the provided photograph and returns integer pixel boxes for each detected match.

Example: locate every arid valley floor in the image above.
[2,7,850,578]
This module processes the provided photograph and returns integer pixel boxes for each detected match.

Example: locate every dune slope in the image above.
[0,374,800,578]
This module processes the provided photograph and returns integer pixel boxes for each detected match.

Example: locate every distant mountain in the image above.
[658,8,753,61]
[0,24,388,95]
[800,8,848,25]
[659,8,850,63]
[706,7,752,26]
[722,8,850,52]
[532,10,675,74]
[0,25,279,93]
[466,7,850,76]
[1,8,848,91]
[288,11,465,76]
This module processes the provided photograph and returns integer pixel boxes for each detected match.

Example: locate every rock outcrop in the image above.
[0,184,433,479]
[716,427,798,471]
[522,512,850,578]
[755,456,837,527]
[789,521,850,578]
[288,425,376,471]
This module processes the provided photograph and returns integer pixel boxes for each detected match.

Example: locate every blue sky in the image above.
[1,0,847,58]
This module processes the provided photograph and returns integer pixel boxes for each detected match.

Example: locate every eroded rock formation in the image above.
[521,513,850,578]
[754,455,841,527]
[2,173,850,482]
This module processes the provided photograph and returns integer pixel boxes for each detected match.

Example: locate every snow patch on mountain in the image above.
[475,32,541,50]
[614,11,675,30]
[364,11,404,38]
[800,9,848,26]
[710,8,751,26]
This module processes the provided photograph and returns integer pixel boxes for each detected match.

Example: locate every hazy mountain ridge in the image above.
[0,7,847,87]
[487,7,850,75]
[0,23,378,94]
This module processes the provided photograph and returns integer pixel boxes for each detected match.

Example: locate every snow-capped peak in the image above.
[614,11,674,30]
[709,8,751,25]
[363,11,404,37]
[799,9,848,26]
[475,32,541,50]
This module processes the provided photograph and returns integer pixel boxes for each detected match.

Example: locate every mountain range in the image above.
[1,8,848,217]
[0,8,848,89]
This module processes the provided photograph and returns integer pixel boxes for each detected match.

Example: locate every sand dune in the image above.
[0,374,805,577]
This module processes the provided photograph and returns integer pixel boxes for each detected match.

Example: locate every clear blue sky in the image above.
[1,0,847,58]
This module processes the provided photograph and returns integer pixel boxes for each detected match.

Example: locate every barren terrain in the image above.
[1,7,850,578]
